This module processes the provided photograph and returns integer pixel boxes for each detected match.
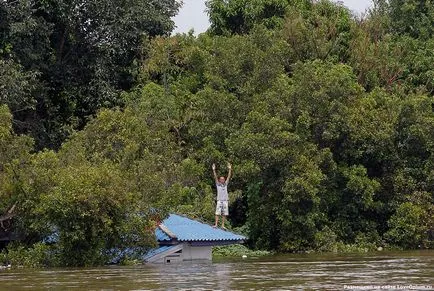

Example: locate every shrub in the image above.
[1,242,57,268]
[212,244,270,258]
[385,202,427,249]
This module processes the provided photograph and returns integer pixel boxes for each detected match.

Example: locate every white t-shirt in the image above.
[216,182,229,201]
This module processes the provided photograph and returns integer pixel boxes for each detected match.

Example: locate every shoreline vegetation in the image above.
[0,243,427,269]
[1,0,433,267]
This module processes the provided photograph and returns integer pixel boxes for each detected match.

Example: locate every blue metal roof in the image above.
[157,214,246,242]
[142,245,179,261]
[155,227,171,241]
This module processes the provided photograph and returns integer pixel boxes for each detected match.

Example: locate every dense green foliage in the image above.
[0,0,181,149]
[213,244,270,258]
[1,0,433,266]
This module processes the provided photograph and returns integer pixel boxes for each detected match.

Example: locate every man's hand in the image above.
[212,163,216,171]
[226,162,232,183]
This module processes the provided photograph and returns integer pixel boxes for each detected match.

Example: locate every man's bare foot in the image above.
[213,225,217,228]
[221,225,227,230]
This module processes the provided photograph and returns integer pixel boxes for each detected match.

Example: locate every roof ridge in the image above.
[158,223,177,239]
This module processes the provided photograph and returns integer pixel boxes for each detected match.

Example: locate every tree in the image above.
[385,202,428,248]
[281,0,353,62]
[36,161,156,266]
[0,59,42,137]
[0,0,181,149]
[206,0,295,35]
[0,105,33,250]
[388,0,434,39]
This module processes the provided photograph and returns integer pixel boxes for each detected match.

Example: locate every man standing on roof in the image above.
[212,162,232,229]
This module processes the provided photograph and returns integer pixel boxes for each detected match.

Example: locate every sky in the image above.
[173,0,373,35]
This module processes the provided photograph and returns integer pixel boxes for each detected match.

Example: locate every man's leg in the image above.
[221,201,229,229]
[214,201,221,227]
[214,215,219,227]
[221,215,226,229]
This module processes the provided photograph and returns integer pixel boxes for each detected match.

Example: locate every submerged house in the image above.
[144,214,246,263]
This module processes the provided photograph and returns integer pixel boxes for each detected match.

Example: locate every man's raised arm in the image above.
[226,162,232,184]
[212,163,218,184]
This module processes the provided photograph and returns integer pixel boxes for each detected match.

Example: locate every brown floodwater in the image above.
[0,250,433,290]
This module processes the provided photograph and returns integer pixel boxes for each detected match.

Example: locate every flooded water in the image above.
[0,250,433,290]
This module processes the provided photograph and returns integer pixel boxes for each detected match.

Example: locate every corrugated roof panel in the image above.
[158,214,246,242]
[155,228,171,241]
[142,245,179,261]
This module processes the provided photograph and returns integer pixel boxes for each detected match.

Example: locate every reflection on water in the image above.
[0,251,433,290]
